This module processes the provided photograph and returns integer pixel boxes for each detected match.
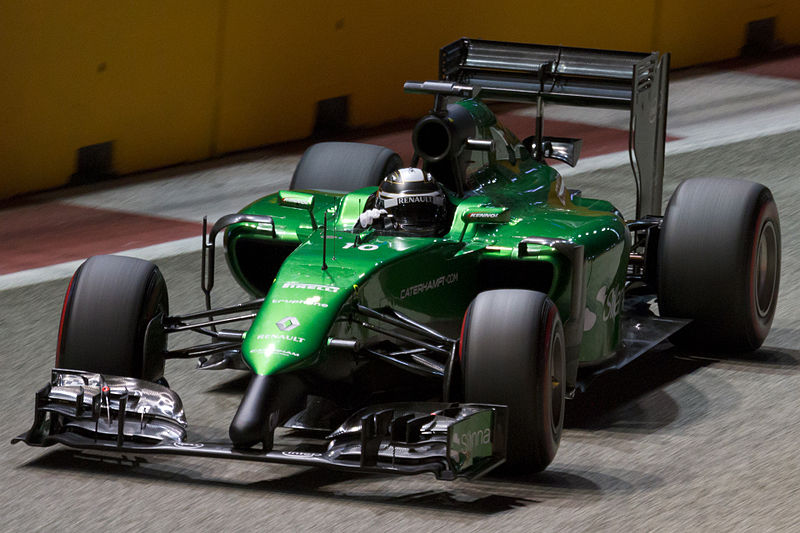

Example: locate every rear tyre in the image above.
[658,178,780,351]
[57,255,169,381]
[461,289,565,473]
[290,142,402,192]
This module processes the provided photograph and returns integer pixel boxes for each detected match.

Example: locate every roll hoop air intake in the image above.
[411,103,479,163]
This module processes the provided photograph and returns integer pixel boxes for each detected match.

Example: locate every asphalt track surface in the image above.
[3,79,800,531]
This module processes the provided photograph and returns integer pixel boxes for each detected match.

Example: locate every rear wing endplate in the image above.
[436,38,670,218]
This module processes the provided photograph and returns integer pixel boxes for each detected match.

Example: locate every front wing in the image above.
[12,370,507,480]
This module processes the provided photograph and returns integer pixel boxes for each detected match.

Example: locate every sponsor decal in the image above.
[249,346,301,357]
[276,316,300,331]
[274,348,301,358]
[448,411,493,470]
[461,208,510,223]
[272,297,329,308]
[467,212,500,219]
[282,281,339,293]
[396,195,443,205]
[281,451,322,458]
[381,192,444,208]
[596,285,623,322]
[257,333,305,343]
[400,272,459,299]
[173,442,204,448]
[342,242,379,251]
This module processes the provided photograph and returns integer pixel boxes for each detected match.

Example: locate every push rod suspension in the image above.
[354,304,455,345]
[165,313,257,333]
[165,341,240,360]
[166,299,264,323]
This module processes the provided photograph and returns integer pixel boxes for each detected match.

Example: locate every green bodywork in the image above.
[224,100,630,378]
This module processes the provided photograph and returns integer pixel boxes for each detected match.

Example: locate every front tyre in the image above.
[57,255,169,381]
[658,178,780,351]
[461,289,565,473]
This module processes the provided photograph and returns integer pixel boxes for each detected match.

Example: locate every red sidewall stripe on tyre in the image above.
[458,304,471,361]
[55,271,77,367]
[539,301,558,438]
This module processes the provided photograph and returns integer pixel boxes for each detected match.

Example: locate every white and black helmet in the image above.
[376,168,449,235]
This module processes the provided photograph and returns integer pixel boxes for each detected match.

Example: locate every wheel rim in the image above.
[549,327,565,433]
[754,220,778,319]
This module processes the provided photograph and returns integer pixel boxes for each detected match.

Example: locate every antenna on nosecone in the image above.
[321,212,328,271]
[331,205,336,261]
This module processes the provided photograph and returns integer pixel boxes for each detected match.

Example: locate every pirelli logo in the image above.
[282,282,339,293]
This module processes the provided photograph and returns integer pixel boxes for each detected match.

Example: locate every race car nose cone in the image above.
[229,374,306,450]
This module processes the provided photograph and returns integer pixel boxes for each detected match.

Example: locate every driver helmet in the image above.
[376,168,449,235]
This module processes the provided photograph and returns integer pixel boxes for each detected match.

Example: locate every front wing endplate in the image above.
[12,369,507,480]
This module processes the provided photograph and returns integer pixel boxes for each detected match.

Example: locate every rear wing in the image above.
[411,38,670,218]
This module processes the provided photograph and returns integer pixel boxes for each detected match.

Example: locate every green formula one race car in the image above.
[14,38,781,478]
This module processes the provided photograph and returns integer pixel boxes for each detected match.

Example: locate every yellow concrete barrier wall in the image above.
[1,1,798,199]
[777,1,800,45]
[653,0,797,67]
[0,2,220,198]
[215,1,657,153]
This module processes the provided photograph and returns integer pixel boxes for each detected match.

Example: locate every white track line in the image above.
[0,237,200,290]
[3,71,800,290]
[557,112,800,178]
[4,121,798,291]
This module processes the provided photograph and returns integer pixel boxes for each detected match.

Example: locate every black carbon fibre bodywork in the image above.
[13,370,507,480]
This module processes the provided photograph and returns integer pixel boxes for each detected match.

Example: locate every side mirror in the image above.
[523,136,583,167]
[279,190,314,209]
[279,190,317,229]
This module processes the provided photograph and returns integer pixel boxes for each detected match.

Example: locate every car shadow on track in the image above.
[566,343,711,431]
[21,449,535,515]
[19,344,799,514]
[204,373,251,393]
[565,343,800,433]
[671,345,800,376]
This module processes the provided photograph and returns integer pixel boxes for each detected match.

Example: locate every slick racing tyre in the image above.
[461,289,565,473]
[658,178,780,351]
[290,142,402,192]
[56,255,169,381]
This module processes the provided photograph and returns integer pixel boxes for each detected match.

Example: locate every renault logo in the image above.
[276,316,300,331]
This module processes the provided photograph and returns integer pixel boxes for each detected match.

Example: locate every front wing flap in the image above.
[13,370,507,480]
